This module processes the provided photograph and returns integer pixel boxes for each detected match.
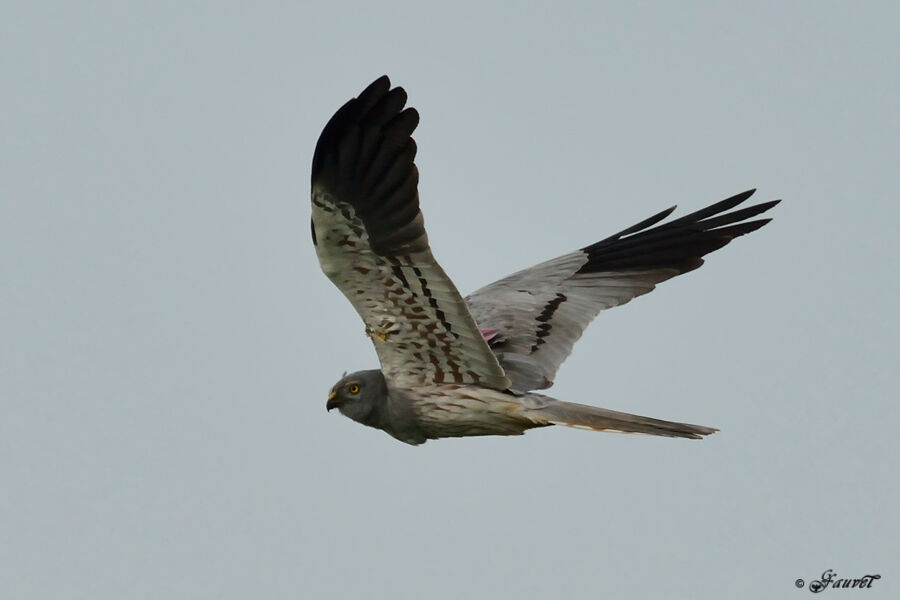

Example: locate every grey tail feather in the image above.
[525,400,718,440]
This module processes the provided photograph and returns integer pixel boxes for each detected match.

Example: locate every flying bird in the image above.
[311,76,778,445]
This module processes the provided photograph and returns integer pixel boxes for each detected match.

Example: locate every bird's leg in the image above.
[365,325,391,341]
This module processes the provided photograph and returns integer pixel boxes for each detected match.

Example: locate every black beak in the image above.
[326,392,340,411]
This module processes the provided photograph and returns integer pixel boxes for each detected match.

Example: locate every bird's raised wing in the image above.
[311,76,510,390]
[466,190,779,391]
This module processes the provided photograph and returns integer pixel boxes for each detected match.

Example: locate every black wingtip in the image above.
[731,217,773,236]
[364,75,391,96]
[665,188,757,227]
[312,76,429,256]
[578,189,779,274]
[312,76,398,183]
[605,205,678,240]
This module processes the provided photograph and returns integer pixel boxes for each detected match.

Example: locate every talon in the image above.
[365,326,390,341]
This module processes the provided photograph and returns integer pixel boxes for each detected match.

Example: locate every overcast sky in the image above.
[2,2,898,598]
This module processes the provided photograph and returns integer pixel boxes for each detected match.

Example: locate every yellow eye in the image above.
[348,384,360,394]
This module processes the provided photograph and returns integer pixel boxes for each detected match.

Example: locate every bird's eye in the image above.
[348,384,360,394]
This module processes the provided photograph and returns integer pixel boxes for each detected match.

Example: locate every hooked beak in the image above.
[326,391,340,412]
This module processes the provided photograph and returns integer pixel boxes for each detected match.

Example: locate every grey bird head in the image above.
[326,370,388,426]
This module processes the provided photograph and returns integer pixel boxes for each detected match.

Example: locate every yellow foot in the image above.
[364,327,390,341]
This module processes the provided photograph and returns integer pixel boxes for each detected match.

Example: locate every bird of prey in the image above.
[311,76,778,445]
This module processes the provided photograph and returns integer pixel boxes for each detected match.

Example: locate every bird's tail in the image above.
[521,398,718,440]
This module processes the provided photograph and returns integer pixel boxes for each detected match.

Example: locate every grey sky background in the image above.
[2,2,898,598]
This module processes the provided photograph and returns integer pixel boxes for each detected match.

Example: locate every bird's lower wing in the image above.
[466,190,779,391]
[311,76,509,390]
